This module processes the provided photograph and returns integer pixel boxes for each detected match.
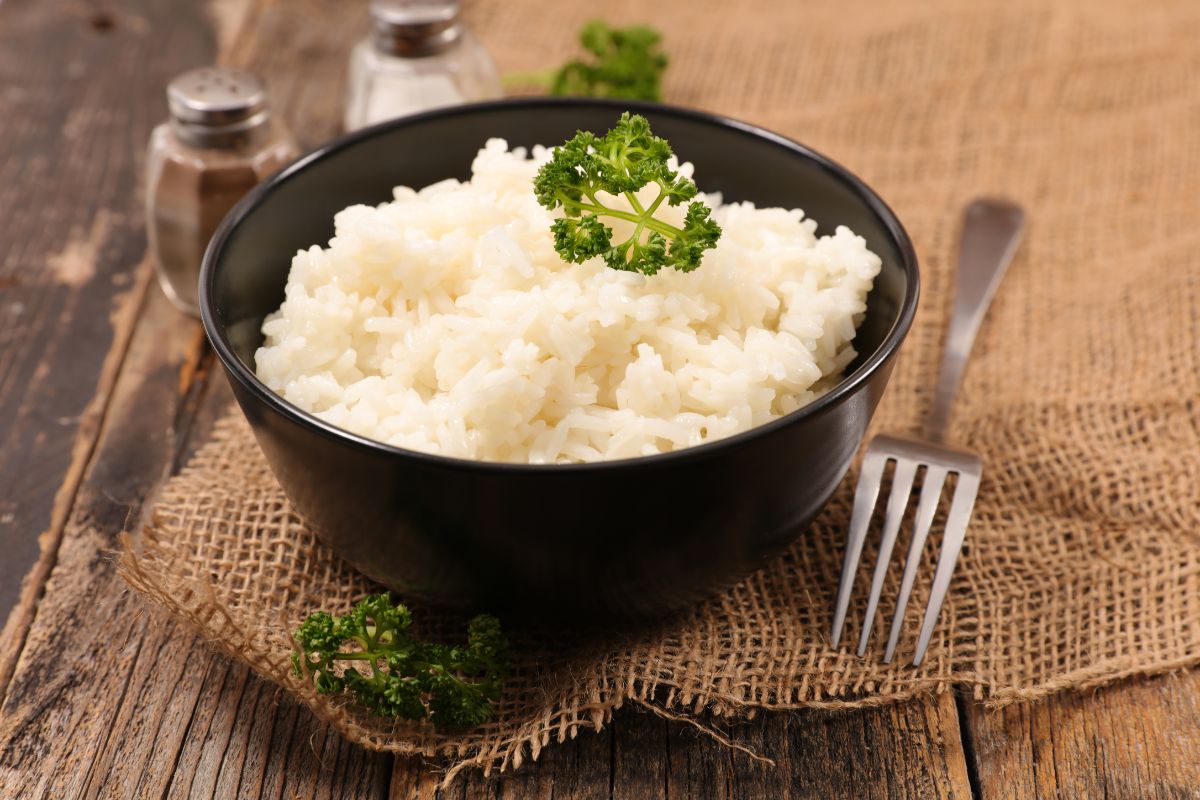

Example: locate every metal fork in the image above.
[830,197,1026,666]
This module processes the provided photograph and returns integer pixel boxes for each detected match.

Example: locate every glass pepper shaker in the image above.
[344,0,502,131]
[145,67,298,316]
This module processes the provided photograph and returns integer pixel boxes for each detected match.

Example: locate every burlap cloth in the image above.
[120,0,1200,783]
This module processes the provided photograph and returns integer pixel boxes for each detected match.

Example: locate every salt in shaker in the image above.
[145,67,298,316]
[344,0,502,131]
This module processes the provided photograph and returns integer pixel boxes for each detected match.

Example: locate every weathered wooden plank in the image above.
[966,671,1200,800]
[389,693,973,799]
[0,0,213,644]
[162,377,393,800]
[663,694,972,799]
[0,270,214,796]
[0,284,394,799]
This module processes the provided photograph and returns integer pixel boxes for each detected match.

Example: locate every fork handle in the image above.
[923,198,1026,442]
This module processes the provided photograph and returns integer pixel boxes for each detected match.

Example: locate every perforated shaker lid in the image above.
[370,0,462,56]
[167,67,268,127]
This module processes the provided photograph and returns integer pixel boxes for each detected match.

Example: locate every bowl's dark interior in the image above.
[210,100,909,381]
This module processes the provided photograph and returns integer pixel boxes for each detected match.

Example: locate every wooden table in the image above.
[2,1,1198,797]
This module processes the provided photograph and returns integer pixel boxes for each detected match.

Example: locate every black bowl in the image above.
[201,98,918,620]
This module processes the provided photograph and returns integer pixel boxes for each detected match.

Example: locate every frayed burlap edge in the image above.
[119,507,1200,788]
[117,522,950,786]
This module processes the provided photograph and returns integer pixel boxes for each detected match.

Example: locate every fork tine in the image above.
[830,448,887,648]
[856,459,917,656]
[883,465,948,663]
[913,469,981,666]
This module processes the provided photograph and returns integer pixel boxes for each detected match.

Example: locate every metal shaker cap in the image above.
[370,0,462,57]
[167,67,271,147]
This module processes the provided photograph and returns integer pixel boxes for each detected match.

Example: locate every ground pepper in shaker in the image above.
[145,67,298,316]
[344,0,502,131]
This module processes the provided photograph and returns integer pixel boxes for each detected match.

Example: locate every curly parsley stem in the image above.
[643,189,668,217]
[578,201,682,237]
[554,191,684,238]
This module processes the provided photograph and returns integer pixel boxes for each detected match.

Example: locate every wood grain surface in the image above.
[965,672,1200,800]
[389,694,972,800]
[0,0,215,689]
[0,1,1196,798]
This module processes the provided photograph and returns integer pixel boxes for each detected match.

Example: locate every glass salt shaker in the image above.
[344,0,502,131]
[145,67,298,316]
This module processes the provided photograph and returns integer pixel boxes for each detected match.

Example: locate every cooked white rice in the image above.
[254,139,881,463]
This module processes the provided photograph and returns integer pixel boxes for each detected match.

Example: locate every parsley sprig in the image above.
[534,113,722,275]
[504,20,667,101]
[291,594,508,731]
